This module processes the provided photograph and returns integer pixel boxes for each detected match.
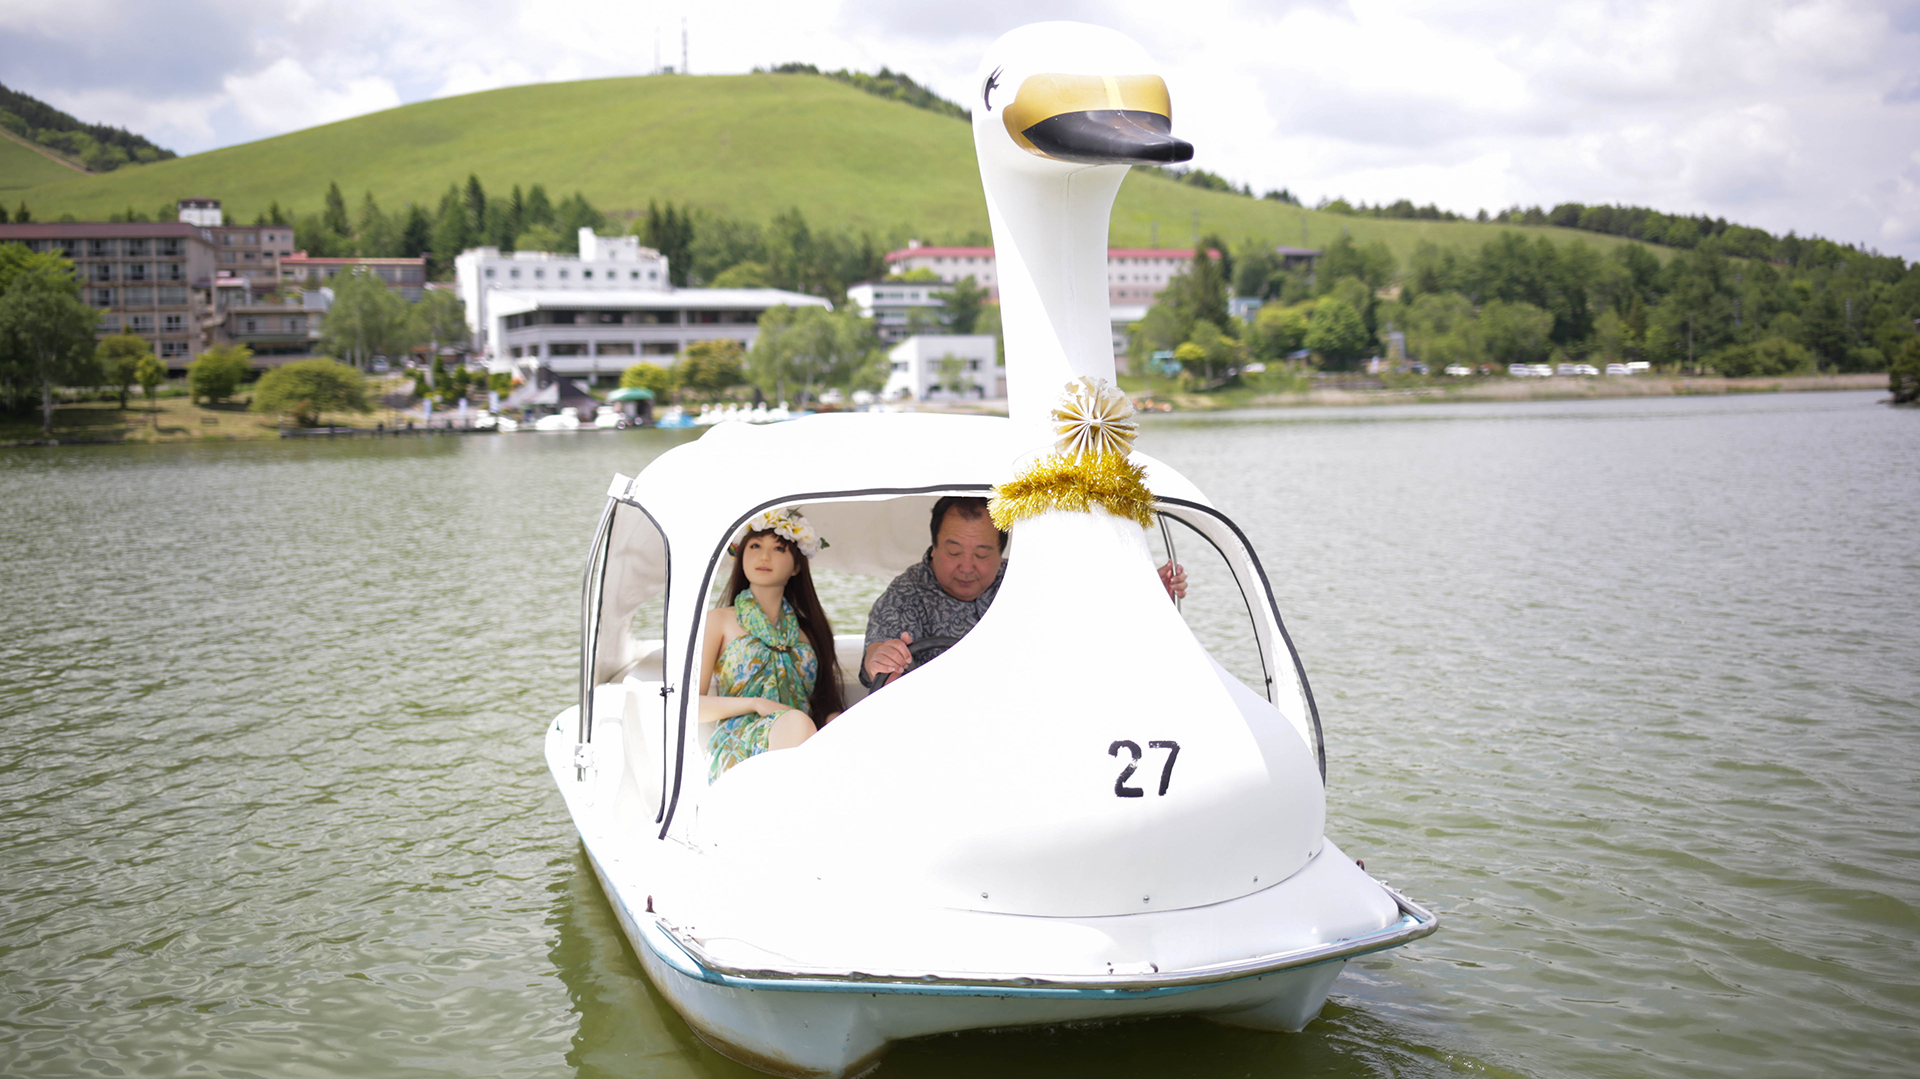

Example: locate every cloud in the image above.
[0,0,1916,258]
[0,1,259,99]
[220,59,404,138]
[833,0,1118,43]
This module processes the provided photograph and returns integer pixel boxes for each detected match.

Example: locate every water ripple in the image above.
[3,396,1916,1078]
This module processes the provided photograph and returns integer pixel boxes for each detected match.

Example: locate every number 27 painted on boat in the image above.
[1110,739,1180,797]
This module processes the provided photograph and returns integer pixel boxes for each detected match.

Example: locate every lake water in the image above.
[2,390,1915,1079]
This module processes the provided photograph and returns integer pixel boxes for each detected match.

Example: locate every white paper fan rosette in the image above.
[1050,376,1138,458]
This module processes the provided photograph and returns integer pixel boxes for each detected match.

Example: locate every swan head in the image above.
[972,22,1194,176]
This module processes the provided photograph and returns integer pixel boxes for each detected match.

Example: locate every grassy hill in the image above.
[1,130,87,194]
[6,73,1662,265]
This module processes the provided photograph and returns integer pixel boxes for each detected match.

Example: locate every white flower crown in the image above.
[732,507,828,560]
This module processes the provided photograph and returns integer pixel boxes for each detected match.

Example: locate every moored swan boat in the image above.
[544,23,1435,1077]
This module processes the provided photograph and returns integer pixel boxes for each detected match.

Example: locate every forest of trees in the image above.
[278,177,608,278]
[260,178,891,299]
[0,82,175,173]
[760,63,970,122]
[272,168,1915,382]
[1134,227,1920,380]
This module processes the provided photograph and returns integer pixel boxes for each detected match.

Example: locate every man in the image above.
[861,496,1186,688]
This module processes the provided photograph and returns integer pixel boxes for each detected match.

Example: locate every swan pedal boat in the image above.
[544,22,1433,1076]
[543,416,1434,1076]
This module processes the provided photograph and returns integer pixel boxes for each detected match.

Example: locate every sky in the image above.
[4,0,1919,260]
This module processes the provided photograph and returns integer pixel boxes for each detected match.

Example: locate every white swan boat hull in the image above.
[546,664,1435,1077]
[544,18,1439,1069]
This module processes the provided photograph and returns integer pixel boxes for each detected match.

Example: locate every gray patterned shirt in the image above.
[860,553,1008,685]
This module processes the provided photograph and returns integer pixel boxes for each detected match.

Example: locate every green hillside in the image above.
[7,72,1659,264]
[0,131,86,193]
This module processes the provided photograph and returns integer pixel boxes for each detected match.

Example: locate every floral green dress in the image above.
[708,590,817,781]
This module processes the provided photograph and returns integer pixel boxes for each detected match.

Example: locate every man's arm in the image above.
[861,574,920,687]
[862,633,914,686]
[1159,561,1187,601]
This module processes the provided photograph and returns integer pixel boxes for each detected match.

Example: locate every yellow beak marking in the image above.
[1003,73,1173,156]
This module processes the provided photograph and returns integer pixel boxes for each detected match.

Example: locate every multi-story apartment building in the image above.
[867,243,1229,359]
[178,198,297,285]
[0,221,217,369]
[278,254,427,301]
[843,280,948,345]
[863,241,1321,360]
[880,243,1222,304]
[489,286,831,383]
[209,224,296,283]
[454,228,672,362]
[211,278,313,359]
[882,334,1005,400]
[883,244,1004,296]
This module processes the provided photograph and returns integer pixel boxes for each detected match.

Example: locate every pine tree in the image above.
[428,184,470,279]
[464,174,487,233]
[645,201,695,286]
[399,204,433,259]
[524,184,554,227]
[323,182,350,236]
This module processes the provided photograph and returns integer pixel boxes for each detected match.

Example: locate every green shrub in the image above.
[620,362,676,396]
[1707,337,1815,378]
[251,359,372,427]
[188,345,252,404]
[1889,338,1920,406]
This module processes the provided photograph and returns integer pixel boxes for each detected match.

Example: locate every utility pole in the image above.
[682,17,689,76]
[653,27,660,75]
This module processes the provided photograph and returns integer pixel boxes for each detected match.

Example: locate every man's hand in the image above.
[863,632,915,685]
[1158,561,1187,602]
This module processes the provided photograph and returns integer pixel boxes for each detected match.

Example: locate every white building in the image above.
[871,242,1229,361]
[882,242,1209,306]
[455,228,672,361]
[177,197,223,227]
[488,287,833,383]
[883,243,1002,296]
[845,280,948,344]
[882,334,1004,401]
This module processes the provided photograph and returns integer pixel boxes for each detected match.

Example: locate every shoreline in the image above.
[1,374,1894,446]
[1230,372,1891,409]
[915,372,1893,417]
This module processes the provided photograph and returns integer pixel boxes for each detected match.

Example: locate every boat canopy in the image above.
[596,412,1215,607]
[582,412,1323,840]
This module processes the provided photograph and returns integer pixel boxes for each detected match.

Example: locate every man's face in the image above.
[931,510,1003,602]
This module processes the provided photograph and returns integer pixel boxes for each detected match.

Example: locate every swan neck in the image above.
[983,165,1128,441]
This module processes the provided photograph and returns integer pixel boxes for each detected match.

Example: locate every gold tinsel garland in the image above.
[989,450,1156,531]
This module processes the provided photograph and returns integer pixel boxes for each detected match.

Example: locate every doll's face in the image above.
[740,532,796,587]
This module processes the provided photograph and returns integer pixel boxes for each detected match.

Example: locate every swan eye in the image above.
[1001,73,1191,166]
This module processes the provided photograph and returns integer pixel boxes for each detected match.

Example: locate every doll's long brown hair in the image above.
[725,530,845,721]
